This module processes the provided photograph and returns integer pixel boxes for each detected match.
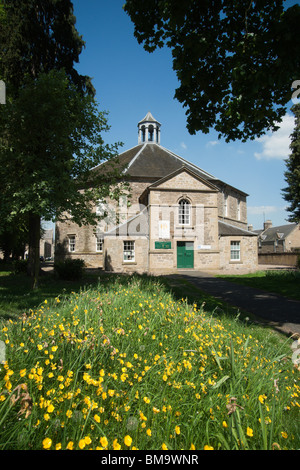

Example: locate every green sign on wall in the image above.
[155,241,171,249]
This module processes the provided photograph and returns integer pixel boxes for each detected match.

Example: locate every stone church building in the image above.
[55,112,258,274]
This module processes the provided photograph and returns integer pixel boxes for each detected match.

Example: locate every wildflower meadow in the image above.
[0,274,299,450]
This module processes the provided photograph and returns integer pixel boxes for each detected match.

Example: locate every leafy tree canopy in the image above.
[124,0,300,142]
[0,69,122,228]
[282,104,300,223]
[0,0,94,95]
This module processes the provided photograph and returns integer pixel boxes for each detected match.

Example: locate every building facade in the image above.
[55,113,258,274]
[254,220,300,254]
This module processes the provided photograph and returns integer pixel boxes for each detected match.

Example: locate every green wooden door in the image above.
[177,241,194,268]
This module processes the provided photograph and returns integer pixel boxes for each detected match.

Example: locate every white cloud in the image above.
[254,114,295,160]
[180,141,187,150]
[248,205,284,215]
[206,140,220,147]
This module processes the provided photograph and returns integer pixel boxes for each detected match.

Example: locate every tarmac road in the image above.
[168,270,300,337]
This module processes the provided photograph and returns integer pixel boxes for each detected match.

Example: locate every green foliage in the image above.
[0,1,122,287]
[124,0,300,141]
[0,0,93,96]
[282,104,300,223]
[0,70,121,227]
[218,270,300,301]
[12,259,28,274]
[54,258,85,281]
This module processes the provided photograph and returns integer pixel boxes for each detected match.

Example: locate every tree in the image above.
[0,77,123,291]
[282,104,300,223]
[0,217,29,261]
[124,0,300,142]
[0,1,123,288]
[0,0,94,96]
[0,70,123,288]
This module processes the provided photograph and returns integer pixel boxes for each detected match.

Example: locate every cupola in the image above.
[138,112,161,144]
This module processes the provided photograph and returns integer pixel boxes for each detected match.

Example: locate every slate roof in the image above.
[258,224,297,242]
[219,220,258,236]
[91,142,248,196]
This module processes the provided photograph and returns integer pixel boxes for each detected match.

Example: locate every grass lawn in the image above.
[0,263,102,321]
[0,265,299,450]
[217,270,300,301]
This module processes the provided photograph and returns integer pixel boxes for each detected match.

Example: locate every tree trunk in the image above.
[28,213,41,289]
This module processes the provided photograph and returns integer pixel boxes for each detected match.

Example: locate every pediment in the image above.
[149,166,219,192]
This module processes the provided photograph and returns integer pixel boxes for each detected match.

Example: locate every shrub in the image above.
[12,259,28,274]
[54,258,85,280]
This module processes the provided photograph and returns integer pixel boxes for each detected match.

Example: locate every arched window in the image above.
[178,199,190,225]
[148,124,154,141]
[141,125,146,142]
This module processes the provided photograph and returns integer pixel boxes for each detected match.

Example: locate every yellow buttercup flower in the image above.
[247,427,254,437]
[258,394,267,404]
[113,439,121,450]
[124,435,132,447]
[78,439,86,449]
[43,438,52,449]
[100,437,108,448]
[47,404,54,413]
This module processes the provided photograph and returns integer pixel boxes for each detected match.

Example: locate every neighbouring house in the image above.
[55,112,258,274]
[40,229,54,259]
[253,220,300,253]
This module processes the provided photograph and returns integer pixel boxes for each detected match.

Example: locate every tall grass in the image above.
[0,275,299,450]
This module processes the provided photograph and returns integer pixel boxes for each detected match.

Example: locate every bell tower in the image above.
[138,112,161,145]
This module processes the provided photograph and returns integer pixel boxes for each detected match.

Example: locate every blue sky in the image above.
[67,0,298,231]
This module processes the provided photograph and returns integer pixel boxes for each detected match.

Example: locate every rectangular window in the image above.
[96,234,104,252]
[123,241,135,262]
[69,235,76,253]
[230,241,240,260]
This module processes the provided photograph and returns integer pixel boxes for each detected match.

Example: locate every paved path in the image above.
[168,270,300,337]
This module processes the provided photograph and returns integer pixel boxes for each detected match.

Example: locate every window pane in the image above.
[230,241,240,260]
[179,199,190,225]
[69,236,75,252]
[123,241,135,261]
[96,235,103,252]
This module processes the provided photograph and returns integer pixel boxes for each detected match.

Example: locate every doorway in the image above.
[177,241,194,269]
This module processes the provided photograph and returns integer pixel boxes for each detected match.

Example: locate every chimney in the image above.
[264,220,272,231]
[248,224,253,231]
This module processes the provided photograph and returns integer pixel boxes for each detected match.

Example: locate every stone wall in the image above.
[219,236,258,272]
[258,253,299,266]
[104,237,148,273]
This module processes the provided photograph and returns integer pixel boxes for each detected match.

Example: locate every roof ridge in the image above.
[158,145,218,180]
[123,143,147,174]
